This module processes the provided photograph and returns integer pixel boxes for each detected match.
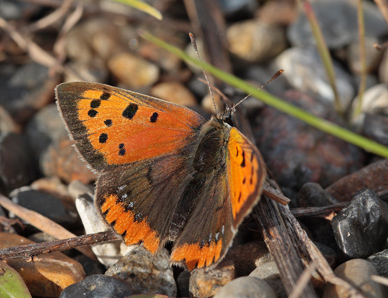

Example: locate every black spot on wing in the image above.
[241,151,246,167]
[150,112,158,123]
[123,103,138,119]
[90,100,101,108]
[104,119,112,127]
[99,133,108,143]
[100,92,111,100]
[88,109,98,117]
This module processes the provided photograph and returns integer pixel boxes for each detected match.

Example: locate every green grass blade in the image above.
[140,31,388,158]
[112,0,162,20]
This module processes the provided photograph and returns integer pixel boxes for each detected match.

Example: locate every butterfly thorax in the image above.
[193,116,231,173]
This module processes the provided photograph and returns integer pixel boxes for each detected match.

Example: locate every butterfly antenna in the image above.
[233,69,284,109]
[189,33,218,115]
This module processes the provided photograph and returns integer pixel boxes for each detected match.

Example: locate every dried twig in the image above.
[0,231,119,260]
[0,194,97,261]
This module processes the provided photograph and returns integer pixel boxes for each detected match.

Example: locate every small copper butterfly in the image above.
[56,82,266,270]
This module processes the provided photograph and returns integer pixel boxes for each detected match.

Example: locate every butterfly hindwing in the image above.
[56,82,205,171]
[171,121,266,270]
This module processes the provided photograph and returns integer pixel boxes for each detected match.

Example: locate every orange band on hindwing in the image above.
[171,241,223,271]
[100,194,160,253]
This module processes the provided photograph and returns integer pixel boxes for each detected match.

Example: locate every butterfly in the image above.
[56,82,266,271]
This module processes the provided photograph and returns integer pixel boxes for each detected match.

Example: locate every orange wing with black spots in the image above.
[227,127,266,227]
[56,82,205,171]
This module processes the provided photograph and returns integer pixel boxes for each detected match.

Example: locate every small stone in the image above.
[219,0,258,19]
[0,105,18,134]
[26,103,68,167]
[323,259,384,298]
[59,274,135,298]
[75,193,132,267]
[288,0,387,48]
[331,189,388,258]
[189,261,235,298]
[272,47,354,108]
[214,277,276,298]
[368,249,388,278]
[225,241,268,276]
[379,47,388,84]
[351,84,388,129]
[66,17,121,62]
[41,134,97,184]
[367,249,388,297]
[0,132,38,194]
[249,262,286,298]
[177,270,190,297]
[9,186,78,226]
[105,246,176,297]
[0,62,60,124]
[253,90,365,190]
[64,60,108,83]
[108,52,159,90]
[150,81,197,107]
[0,233,85,297]
[202,93,223,115]
[227,20,287,63]
[326,159,388,201]
[346,36,383,75]
[297,182,339,207]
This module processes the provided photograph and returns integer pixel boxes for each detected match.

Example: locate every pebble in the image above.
[249,261,286,298]
[227,20,287,63]
[65,18,121,62]
[326,159,388,201]
[41,134,97,184]
[378,47,388,84]
[253,90,365,191]
[150,81,197,107]
[105,246,176,297]
[0,62,60,124]
[331,189,388,258]
[296,183,339,250]
[177,270,190,297]
[64,60,109,83]
[0,132,38,194]
[0,105,18,134]
[367,249,388,296]
[362,113,388,146]
[0,232,85,298]
[108,52,159,90]
[297,182,339,207]
[75,192,132,267]
[9,186,78,227]
[189,261,235,298]
[59,274,135,298]
[25,103,68,168]
[351,84,388,129]
[323,259,384,298]
[219,0,258,19]
[346,36,383,75]
[288,0,388,48]
[272,47,355,109]
[201,93,223,115]
[224,241,269,276]
[214,277,276,298]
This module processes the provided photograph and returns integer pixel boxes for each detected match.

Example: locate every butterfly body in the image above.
[56,82,266,270]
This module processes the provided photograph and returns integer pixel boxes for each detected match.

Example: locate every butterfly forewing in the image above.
[56,82,205,171]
